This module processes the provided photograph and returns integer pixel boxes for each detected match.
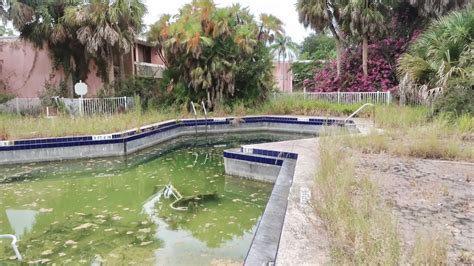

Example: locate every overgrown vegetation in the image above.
[398,9,473,110]
[343,105,473,161]
[315,136,400,264]
[0,98,366,140]
[147,0,279,110]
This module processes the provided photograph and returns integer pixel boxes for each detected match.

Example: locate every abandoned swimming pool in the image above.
[0,132,311,264]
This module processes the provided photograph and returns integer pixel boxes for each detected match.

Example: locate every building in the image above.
[0,36,165,97]
[273,61,293,93]
[0,36,292,97]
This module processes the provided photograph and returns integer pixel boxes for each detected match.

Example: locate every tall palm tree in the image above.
[271,35,299,91]
[340,0,390,77]
[258,13,284,44]
[297,0,344,78]
[65,0,146,86]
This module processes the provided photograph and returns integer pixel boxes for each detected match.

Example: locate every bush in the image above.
[433,83,474,116]
[0,92,14,104]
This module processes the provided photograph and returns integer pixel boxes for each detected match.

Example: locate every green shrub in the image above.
[433,84,474,116]
[0,92,14,104]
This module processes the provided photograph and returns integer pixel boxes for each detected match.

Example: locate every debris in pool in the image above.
[214,144,227,148]
[39,208,53,213]
[72,223,96,231]
[64,240,77,245]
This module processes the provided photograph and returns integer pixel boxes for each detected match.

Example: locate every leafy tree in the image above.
[397,9,473,106]
[300,33,336,61]
[148,0,278,109]
[0,24,13,36]
[297,0,344,77]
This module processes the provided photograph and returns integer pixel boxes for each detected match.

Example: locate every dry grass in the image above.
[412,229,448,265]
[0,98,370,140]
[315,137,401,264]
[0,109,181,140]
[345,106,473,161]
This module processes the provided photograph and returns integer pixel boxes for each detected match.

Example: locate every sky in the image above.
[143,0,312,44]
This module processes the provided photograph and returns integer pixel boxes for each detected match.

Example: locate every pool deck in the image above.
[242,118,373,265]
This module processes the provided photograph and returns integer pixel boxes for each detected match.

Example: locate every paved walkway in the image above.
[243,137,331,265]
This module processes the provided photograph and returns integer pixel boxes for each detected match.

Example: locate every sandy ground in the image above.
[355,153,474,264]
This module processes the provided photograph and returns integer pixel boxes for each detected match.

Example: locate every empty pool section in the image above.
[0,116,357,165]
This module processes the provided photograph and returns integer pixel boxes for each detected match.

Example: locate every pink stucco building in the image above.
[1,36,291,97]
[0,36,164,97]
[273,61,293,92]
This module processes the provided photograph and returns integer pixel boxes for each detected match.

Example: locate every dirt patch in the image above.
[354,152,474,264]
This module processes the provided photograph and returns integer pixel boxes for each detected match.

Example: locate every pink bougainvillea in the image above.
[307,38,408,92]
[306,6,422,93]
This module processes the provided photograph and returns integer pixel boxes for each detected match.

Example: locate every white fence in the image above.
[272,91,391,105]
[0,97,134,116]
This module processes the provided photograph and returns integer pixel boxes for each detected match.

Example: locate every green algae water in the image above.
[0,132,306,264]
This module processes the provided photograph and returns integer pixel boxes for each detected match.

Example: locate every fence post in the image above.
[15,98,20,114]
[387,91,391,105]
[337,91,340,104]
[303,86,306,100]
[124,96,128,111]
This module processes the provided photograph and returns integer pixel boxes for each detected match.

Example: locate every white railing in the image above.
[272,91,391,105]
[134,62,165,78]
[64,97,134,116]
[0,97,134,116]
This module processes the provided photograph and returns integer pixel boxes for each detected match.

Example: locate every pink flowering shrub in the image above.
[306,5,422,92]
[308,38,408,92]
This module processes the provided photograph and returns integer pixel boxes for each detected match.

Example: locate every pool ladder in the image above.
[0,234,22,261]
[343,103,375,127]
[189,101,209,137]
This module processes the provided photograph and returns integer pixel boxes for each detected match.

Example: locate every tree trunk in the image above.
[108,53,115,96]
[119,53,126,81]
[335,38,342,78]
[362,35,368,77]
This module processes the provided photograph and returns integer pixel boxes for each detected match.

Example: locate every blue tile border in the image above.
[223,151,284,166]
[0,116,353,152]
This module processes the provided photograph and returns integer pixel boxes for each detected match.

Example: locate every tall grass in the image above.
[0,98,371,140]
[315,137,401,264]
[412,229,448,265]
[0,110,179,140]
[345,106,473,161]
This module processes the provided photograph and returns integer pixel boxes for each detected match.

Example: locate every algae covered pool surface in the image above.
[0,132,307,264]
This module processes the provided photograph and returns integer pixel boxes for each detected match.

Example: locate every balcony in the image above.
[134,62,165,78]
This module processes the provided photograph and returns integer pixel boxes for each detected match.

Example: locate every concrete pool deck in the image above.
[238,118,374,265]
[242,137,330,264]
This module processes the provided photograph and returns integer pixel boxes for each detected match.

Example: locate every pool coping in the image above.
[0,115,356,165]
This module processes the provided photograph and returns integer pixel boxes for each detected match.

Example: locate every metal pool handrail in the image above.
[201,100,208,136]
[0,234,22,261]
[344,103,375,126]
[190,101,198,135]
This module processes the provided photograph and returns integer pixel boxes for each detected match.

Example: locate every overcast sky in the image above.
[143,0,312,44]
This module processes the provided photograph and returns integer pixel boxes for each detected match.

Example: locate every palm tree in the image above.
[297,0,344,77]
[271,35,299,91]
[65,0,146,86]
[397,9,473,104]
[340,0,390,77]
[402,0,472,17]
[258,13,284,44]
[7,0,88,96]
